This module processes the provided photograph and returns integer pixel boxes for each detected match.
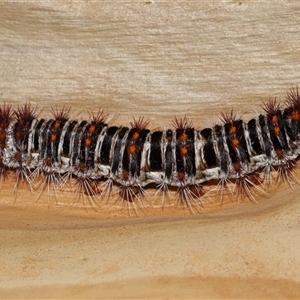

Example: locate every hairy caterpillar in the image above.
[1,86,300,216]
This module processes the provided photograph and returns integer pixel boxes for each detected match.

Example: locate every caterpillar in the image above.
[1,86,300,216]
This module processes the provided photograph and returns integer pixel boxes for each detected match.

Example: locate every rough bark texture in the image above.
[1,1,300,298]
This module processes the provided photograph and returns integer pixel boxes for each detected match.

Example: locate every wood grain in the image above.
[1,1,300,298]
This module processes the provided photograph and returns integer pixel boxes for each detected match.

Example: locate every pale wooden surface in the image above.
[1,1,300,298]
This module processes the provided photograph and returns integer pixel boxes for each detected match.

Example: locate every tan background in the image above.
[1,1,300,298]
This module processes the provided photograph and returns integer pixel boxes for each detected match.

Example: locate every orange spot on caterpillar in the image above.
[0,130,6,149]
[291,110,300,121]
[273,125,281,135]
[50,133,57,143]
[229,126,237,134]
[233,161,241,173]
[178,132,188,142]
[87,124,96,134]
[231,137,240,147]
[271,115,278,124]
[85,137,92,147]
[180,145,188,156]
[132,131,140,140]
[177,171,185,181]
[275,148,283,159]
[78,161,86,172]
[122,169,129,180]
[52,121,61,130]
[128,144,137,155]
